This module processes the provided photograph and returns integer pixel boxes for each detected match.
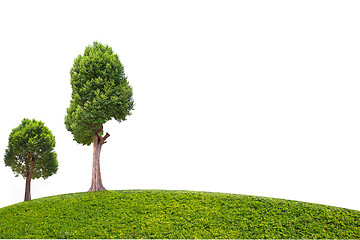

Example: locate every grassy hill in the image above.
[0,190,359,239]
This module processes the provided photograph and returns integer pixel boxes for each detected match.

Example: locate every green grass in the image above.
[0,190,359,239]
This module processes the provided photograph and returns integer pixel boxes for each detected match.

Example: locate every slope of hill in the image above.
[0,190,359,239]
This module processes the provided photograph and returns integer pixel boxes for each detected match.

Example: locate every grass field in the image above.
[0,190,359,239]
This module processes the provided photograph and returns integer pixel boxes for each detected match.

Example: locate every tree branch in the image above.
[103,132,110,144]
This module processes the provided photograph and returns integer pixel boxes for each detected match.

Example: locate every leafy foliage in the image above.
[64,41,134,145]
[4,118,58,180]
[0,190,359,239]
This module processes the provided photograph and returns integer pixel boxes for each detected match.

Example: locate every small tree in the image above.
[4,118,58,201]
[65,41,134,191]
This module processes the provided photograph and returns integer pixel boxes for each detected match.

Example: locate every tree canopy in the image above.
[4,118,58,180]
[65,41,134,146]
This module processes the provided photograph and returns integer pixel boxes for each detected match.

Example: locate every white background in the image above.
[1,0,360,211]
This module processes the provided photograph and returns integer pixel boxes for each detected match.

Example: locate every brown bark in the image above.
[88,131,110,191]
[24,176,31,201]
[23,156,33,201]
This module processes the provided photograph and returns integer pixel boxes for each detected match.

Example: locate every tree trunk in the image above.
[88,132,110,191]
[24,176,31,201]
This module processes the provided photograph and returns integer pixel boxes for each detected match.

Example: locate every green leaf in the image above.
[65,41,134,145]
[4,118,58,180]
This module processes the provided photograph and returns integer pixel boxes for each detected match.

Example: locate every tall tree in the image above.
[4,118,58,201]
[65,41,134,191]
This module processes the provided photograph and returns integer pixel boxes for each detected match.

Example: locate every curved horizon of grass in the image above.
[0,190,359,239]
